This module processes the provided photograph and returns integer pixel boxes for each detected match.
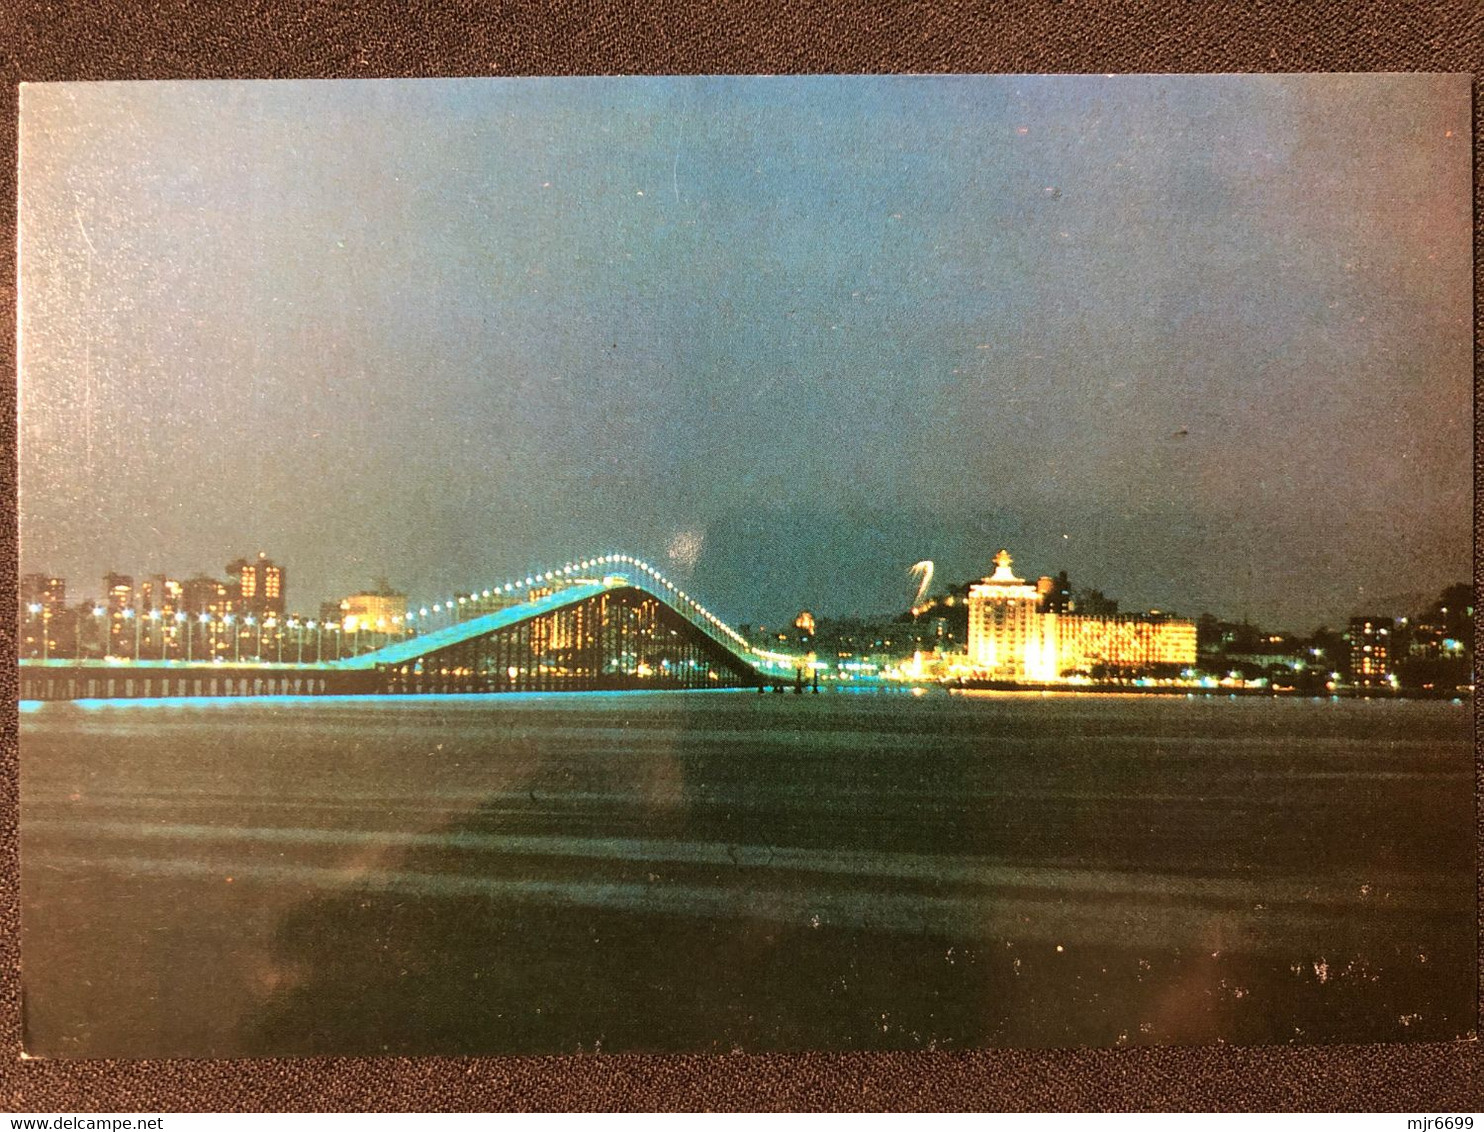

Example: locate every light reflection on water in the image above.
[19,691,1474,1058]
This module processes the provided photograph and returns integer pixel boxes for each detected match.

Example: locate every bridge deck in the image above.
[19,565,800,699]
[337,579,618,670]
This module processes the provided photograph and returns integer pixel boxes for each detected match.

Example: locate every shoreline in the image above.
[937,678,1470,701]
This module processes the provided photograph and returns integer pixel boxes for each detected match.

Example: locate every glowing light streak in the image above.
[908,560,935,611]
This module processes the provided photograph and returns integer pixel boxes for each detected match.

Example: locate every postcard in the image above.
[17,74,1473,1057]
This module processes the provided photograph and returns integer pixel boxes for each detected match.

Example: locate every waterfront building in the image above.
[793,611,816,642]
[1346,616,1395,687]
[140,575,184,659]
[966,549,1197,682]
[1055,611,1198,675]
[339,589,408,636]
[181,575,233,616]
[102,572,134,657]
[21,573,66,615]
[968,551,1059,680]
[139,575,181,614]
[1403,583,1472,660]
[181,575,239,660]
[73,600,109,659]
[19,574,66,659]
[228,552,286,619]
[103,573,133,610]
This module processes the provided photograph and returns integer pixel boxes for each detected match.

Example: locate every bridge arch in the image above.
[341,571,768,694]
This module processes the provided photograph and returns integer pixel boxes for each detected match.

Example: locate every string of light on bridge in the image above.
[23,552,799,672]
[404,553,795,667]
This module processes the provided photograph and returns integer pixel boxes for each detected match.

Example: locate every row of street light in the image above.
[22,604,405,664]
[406,552,795,666]
[23,552,793,669]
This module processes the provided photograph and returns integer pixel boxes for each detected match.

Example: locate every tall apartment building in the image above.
[227,552,286,619]
[140,575,183,616]
[20,573,66,615]
[139,575,184,658]
[1346,616,1395,687]
[102,572,134,656]
[19,574,66,659]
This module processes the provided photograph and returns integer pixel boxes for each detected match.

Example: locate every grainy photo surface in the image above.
[16,75,1474,1059]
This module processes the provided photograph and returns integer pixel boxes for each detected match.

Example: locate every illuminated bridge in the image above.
[19,554,801,700]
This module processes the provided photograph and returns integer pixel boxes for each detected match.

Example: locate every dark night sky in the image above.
[18,75,1472,631]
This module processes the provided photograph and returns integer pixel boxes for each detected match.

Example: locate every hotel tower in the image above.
[967,549,1197,682]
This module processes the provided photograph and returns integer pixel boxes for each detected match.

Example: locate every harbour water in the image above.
[19,689,1475,1057]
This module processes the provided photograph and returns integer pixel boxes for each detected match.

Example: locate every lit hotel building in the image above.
[967,550,1197,682]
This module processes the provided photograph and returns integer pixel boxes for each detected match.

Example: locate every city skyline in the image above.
[17,73,1474,1067]
[18,75,1472,630]
[20,534,1470,642]
[19,542,1473,703]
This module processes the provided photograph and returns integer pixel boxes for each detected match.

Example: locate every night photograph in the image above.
[16,74,1474,1058]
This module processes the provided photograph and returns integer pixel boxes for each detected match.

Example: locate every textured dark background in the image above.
[1,0,1480,1112]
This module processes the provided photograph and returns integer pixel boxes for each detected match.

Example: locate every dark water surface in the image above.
[20,689,1475,1057]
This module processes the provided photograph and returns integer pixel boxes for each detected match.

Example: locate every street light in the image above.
[225,613,238,662]
[26,603,44,660]
[124,607,139,661]
[88,606,104,660]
